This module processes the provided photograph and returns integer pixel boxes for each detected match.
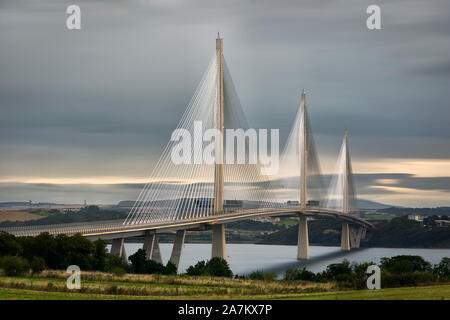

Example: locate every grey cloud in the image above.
[0,0,449,206]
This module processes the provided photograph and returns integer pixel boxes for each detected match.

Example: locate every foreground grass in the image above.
[0,270,448,300]
[1,285,449,300]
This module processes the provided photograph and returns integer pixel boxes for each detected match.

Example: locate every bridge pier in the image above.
[211,224,226,260]
[143,233,163,264]
[341,223,350,251]
[297,216,310,260]
[169,230,186,271]
[110,238,127,262]
[349,226,365,249]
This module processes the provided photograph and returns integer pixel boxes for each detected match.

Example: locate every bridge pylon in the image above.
[211,35,226,260]
[340,130,353,251]
[298,90,310,260]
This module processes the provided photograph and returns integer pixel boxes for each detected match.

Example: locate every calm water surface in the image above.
[117,243,450,276]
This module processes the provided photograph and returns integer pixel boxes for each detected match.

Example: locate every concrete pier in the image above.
[143,233,163,264]
[211,224,226,259]
[341,223,350,251]
[111,238,127,262]
[297,215,310,260]
[350,226,364,249]
[169,230,186,270]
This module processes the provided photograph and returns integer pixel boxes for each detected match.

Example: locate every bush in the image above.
[164,262,177,275]
[30,256,46,274]
[128,249,147,274]
[0,256,30,276]
[0,232,21,256]
[105,253,129,273]
[381,271,436,287]
[249,270,277,281]
[380,255,432,273]
[433,257,450,278]
[186,258,233,277]
[111,267,126,277]
[128,249,177,275]
[186,260,210,276]
[284,268,316,281]
[206,257,233,278]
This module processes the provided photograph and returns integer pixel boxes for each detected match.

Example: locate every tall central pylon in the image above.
[300,90,307,210]
[214,34,224,215]
[298,90,309,259]
[212,35,226,259]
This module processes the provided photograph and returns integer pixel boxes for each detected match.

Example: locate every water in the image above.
[119,243,450,276]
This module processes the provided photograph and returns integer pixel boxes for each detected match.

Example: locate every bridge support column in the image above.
[111,238,127,262]
[211,224,226,259]
[297,216,309,260]
[143,233,163,264]
[361,227,367,240]
[350,226,364,249]
[169,230,186,271]
[341,223,350,251]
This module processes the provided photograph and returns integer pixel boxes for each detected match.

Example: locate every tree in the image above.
[30,256,46,274]
[380,255,432,273]
[249,270,277,281]
[0,256,29,276]
[105,253,129,273]
[284,268,315,281]
[206,257,233,277]
[0,232,21,256]
[128,249,148,274]
[164,262,177,275]
[186,260,209,276]
[433,257,450,278]
[93,239,108,271]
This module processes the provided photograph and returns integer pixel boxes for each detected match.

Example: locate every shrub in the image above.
[0,256,30,276]
[186,258,233,277]
[111,267,126,277]
[105,253,129,273]
[206,257,233,278]
[380,255,432,273]
[284,268,316,281]
[164,262,177,275]
[30,256,46,274]
[249,270,277,281]
[186,260,210,276]
[433,257,450,278]
[0,232,21,256]
[128,249,148,274]
[381,271,435,287]
[249,270,265,280]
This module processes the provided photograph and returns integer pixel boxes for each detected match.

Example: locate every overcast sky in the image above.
[1,0,449,206]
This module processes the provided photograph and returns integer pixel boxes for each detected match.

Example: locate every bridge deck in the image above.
[0,208,372,240]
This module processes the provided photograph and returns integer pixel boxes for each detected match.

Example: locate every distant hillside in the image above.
[0,206,127,228]
[356,199,392,209]
[259,216,450,248]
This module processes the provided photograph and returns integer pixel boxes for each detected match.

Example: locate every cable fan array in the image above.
[124,49,358,226]
[123,54,280,225]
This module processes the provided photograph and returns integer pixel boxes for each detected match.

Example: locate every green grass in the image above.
[0,271,448,300]
[276,220,298,227]
[0,285,448,300]
[283,285,450,300]
[0,287,146,300]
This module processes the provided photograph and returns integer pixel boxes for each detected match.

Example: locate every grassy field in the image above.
[0,271,448,300]
[0,210,45,223]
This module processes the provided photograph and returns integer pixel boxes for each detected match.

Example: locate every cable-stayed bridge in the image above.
[1,37,373,271]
